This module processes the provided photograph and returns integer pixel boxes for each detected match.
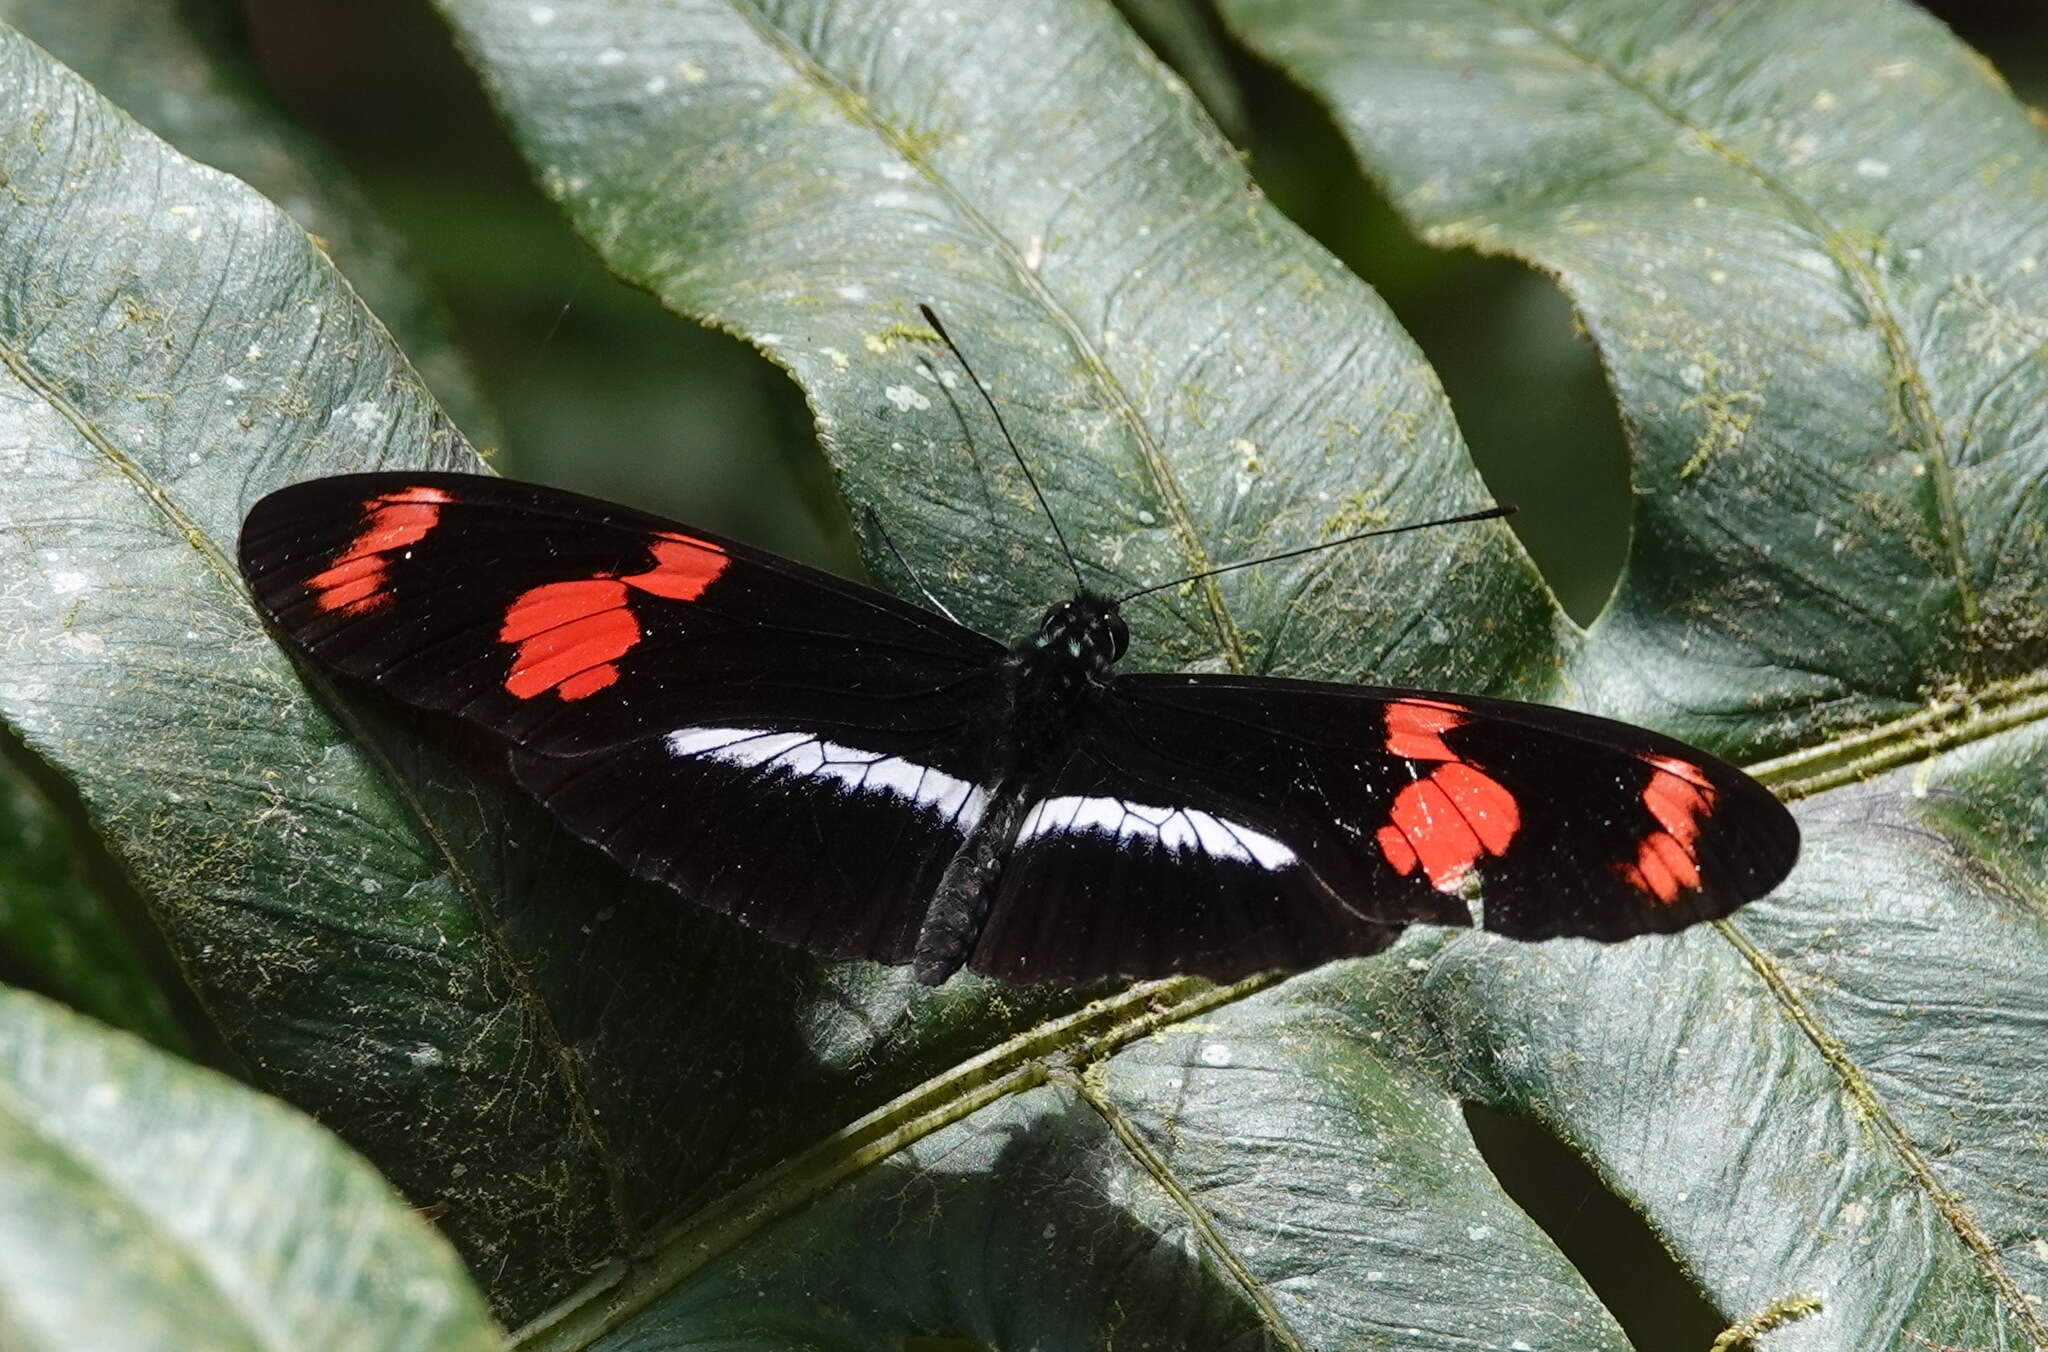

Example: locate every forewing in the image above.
[969,674,1798,982]
[238,472,1006,756]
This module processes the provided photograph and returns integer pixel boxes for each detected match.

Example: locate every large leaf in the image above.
[0,984,502,1350]
[1209,0,2048,1344]
[0,5,2043,1351]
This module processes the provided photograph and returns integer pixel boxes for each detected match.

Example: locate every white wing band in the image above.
[665,726,987,826]
[1015,795,1296,870]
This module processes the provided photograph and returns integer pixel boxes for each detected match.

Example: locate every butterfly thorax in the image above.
[908,593,1129,983]
[999,591,1128,773]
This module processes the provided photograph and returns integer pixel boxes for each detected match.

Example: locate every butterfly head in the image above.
[1031,592,1128,674]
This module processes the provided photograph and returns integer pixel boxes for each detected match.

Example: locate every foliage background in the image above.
[230,5,2048,1342]
[0,0,2043,1347]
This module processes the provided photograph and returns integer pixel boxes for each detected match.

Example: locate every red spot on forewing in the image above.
[1622,755,1719,905]
[504,609,638,699]
[499,533,727,701]
[1384,699,1465,759]
[1432,762,1519,853]
[1377,764,1518,891]
[1376,824,1419,876]
[625,535,726,599]
[307,487,453,614]
[1379,779,1476,889]
[502,579,628,642]
[1374,699,1519,891]
[555,666,619,700]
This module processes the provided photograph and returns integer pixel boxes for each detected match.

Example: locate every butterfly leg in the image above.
[861,504,964,627]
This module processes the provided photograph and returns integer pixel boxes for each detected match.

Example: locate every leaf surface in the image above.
[0,986,502,1351]
[1223,0,2048,760]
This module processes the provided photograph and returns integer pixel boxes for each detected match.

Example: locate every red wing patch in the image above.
[501,533,728,701]
[1374,699,1521,891]
[306,486,453,615]
[1621,755,1719,904]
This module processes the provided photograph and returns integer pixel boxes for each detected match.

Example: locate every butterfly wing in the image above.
[966,673,1798,982]
[240,471,1008,960]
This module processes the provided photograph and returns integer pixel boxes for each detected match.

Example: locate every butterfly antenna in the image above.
[1116,504,1517,604]
[918,303,1087,593]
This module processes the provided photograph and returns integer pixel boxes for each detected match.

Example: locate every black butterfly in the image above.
[239,454,1797,985]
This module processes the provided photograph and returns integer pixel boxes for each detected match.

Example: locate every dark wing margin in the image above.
[966,673,1798,980]
[239,471,1012,964]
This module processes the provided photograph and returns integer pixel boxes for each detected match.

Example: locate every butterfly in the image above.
[238,460,1799,987]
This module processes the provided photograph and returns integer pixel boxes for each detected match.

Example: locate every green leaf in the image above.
[1220,0,2048,762]
[0,23,588,1310]
[0,740,187,1050]
[0,0,500,443]
[441,1,2048,1346]
[1211,0,2048,1343]
[0,984,502,1351]
[1113,0,1251,146]
[2,3,2045,1350]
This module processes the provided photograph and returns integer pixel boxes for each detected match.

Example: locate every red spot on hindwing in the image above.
[500,532,727,701]
[306,486,453,614]
[1621,755,1718,904]
[1374,699,1521,891]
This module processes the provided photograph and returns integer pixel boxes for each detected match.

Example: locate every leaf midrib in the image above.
[1370,5,2037,1330]
[1717,920,2048,1344]
[511,972,1281,1350]
[721,0,1254,675]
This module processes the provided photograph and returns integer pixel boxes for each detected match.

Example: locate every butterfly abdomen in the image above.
[913,785,1032,984]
